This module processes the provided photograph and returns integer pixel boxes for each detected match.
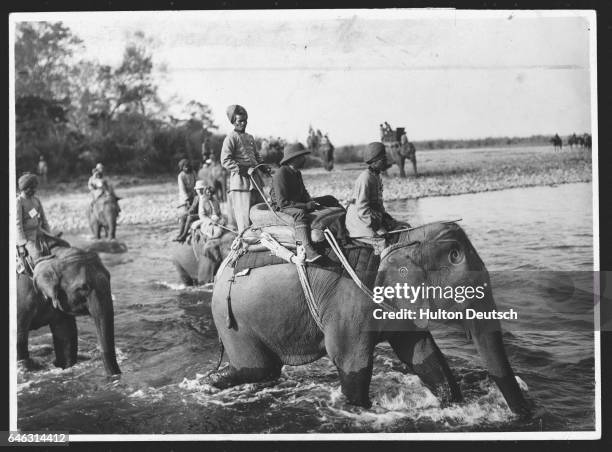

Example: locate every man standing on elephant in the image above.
[174,159,197,241]
[270,142,322,263]
[345,142,401,254]
[16,173,52,269]
[221,104,270,232]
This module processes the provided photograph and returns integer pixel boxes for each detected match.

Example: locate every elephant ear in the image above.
[33,259,62,311]
[377,248,429,330]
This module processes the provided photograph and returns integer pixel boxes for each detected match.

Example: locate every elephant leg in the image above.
[50,315,78,369]
[17,329,30,362]
[388,331,462,404]
[411,157,417,176]
[174,262,195,286]
[207,334,282,389]
[326,331,375,408]
[398,157,406,178]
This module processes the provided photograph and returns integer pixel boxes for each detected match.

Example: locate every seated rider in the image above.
[197,183,227,240]
[345,142,401,254]
[16,173,52,273]
[270,142,322,263]
[88,163,120,212]
[176,181,228,243]
[174,159,196,242]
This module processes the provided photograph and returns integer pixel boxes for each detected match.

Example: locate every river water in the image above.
[17,182,596,435]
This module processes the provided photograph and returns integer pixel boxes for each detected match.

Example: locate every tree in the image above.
[14,22,85,175]
[15,22,83,100]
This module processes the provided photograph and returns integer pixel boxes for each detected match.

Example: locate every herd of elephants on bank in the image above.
[17,125,535,420]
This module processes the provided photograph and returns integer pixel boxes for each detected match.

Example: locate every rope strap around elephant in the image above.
[323,228,396,313]
[295,262,325,331]
[256,232,325,331]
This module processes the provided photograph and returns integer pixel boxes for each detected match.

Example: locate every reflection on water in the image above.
[18,183,595,434]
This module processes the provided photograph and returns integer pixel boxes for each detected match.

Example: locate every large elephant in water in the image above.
[206,221,529,415]
[172,233,235,286]
[17,246,121,376]
[88,194,121,239]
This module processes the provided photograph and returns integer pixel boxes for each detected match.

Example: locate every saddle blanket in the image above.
[231,241,380,280]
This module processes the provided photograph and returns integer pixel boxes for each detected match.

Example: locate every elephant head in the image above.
[376,221,529,415]
[33,247,121,376]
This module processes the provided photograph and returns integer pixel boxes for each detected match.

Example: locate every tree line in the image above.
[14,22,590,181]
[14,22,216,181]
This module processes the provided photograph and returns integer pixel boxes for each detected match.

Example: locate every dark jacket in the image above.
[270,165,311,210]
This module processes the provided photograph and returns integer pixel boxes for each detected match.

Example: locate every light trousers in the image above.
[229,190,263,233]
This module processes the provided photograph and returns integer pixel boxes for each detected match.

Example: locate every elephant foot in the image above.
[106,373,122,383]
[338,366,373,409]
[53,358,74,369]
[203,365,243,389]
[204,364,281,389]
[430,383,463,406]
[345,394,372,409]
[18,358,45,372]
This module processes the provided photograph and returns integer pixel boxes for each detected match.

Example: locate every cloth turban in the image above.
[226,104,248,124]
[178,158,189,171]
[364,142,386,164]
[18,173,38,190]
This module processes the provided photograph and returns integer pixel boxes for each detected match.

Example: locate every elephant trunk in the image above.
[88,289,121,376]
[465,287,528,416]
[471,329,528,416]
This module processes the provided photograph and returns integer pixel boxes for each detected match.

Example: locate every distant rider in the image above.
[88,162,120,216]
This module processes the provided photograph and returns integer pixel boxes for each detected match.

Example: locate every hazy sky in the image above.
[13,10,595,146]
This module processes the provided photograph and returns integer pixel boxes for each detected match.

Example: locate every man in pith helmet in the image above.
[270,142,322,263]
[345,142,400,253]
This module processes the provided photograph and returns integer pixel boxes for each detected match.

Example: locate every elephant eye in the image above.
[448,247,464,265]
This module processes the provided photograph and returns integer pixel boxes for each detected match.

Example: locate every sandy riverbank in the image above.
[29,146,592,233]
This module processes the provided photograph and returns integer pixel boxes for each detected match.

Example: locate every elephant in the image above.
[551,134,563,150]
[387,142,417,178]
[319,139,335,172]
[88,193,121,239]
[198,155,228,203]
[17,246,121,376]
[172,232,235,286]
[205,221,529,415]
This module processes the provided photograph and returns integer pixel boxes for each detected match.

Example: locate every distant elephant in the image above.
[205,221,529,415]
[198,157,228,203]
[389,141,417,178]
[259,141,284,166]
[551,134,563,150]
[319,139,334,171]
[88,193,121,239]
[17,246,121,376]
[172,232,235,286]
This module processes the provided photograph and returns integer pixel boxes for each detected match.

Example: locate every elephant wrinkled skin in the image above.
[206,221,529,415]
[172,233,235,286]
[17,246,121,376]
